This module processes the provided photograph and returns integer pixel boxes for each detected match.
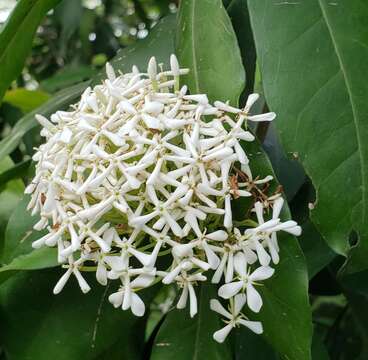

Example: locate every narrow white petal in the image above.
[96,261,107,286]
[272,197,284,219]
[210,299,232,319]
[53,268,72,294]
[188,283,198,318]
[206,230,228,241]
[234,252,248,277]
[73,269,91,293]
[131,292,145,317]
[245,93,260,110]
[234,293,247,315]
[238,319,263,334]
[177,284,189,309]
[225,251,234,283]
[250,266,275,282]
[218,281,243,299]
[255,241,271,266]
[246,283,263,313]
[247,112,276,122]
[212,252,228,284]
[213,324,234,343]
[130,274,155,288]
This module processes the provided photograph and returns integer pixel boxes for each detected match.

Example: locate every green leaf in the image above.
[339,277,368,359]
[150,284,232,360]
[238,141,313,360]
[0,81,89,162]
[263,124,306,202]
[40,66,97,93]
[1,196,58,272]
[53,0,83,57]
[311,330,329,360]
[3,88,50,112]
[299,219,336,280]
[0,159,31,191]
[235,327,278,359]
[176,0,245,104]
[247,0,368,272]
[0,157,24,260]
[94,14,176,84]
[0,269,153,360]
[0,247,57,274]
[289,181,336,279]
[226,0,257,100]
[0,0,62,102]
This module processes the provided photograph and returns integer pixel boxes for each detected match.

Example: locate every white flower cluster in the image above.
[25,55,301,343]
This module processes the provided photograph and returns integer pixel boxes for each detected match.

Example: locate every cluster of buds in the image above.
[25,55,301,343]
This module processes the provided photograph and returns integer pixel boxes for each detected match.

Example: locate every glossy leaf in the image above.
[236,141,312,360]
[247,0,368,273]
[0,0,62,102]
[0,269,153,360]
[235,328,278,360]
[176,0,245,104]
[290,181,336,279]
[150,284,232,360]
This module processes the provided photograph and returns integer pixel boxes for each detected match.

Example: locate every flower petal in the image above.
[218,281,243,299]
[213,323,234,343]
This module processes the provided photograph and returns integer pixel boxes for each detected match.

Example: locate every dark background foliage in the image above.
[0,1,367,359]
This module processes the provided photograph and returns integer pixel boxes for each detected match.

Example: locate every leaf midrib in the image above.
[317,0,367,221]
[190,0,200,93]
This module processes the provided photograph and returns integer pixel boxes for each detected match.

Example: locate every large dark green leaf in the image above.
[247,0,368,273]
[176,0,245,104]
[240,141,312,360]
[150,284,232,360]
[0,0,62,102]
[0,269,153,360]
[235,328,277,360]
[290,181,336,279]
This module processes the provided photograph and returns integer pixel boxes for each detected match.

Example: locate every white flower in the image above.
[210,294,263,343]
[108,269,156,317]
[53,255,91,294]
[244,198,302,264]
[176,272,206,317]
[218,252,274,313]
[25,54,300,342]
